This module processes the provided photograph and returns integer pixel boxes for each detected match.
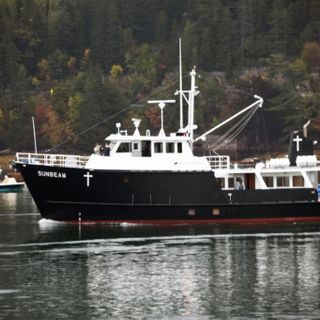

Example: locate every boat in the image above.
[0,175,25,192]
[13,65,320,224]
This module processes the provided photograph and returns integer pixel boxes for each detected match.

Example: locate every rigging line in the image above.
[206,111,251,151]
[213,116,253,151]
[217,106,257,144]
[212,112,255,151]
[223,106,259,144]
[260,109,271,159]
[268,95,299,111]
[48,73,189,152]
[211,105,260,151]
[48,105,132,152]
[211,105,258,147]
[225,108,258,142]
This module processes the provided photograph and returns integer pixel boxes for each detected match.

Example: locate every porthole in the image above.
[212,208,220,216]
[123,176,129,184]
[188,208,195,216]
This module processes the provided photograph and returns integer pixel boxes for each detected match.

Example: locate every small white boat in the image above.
[0,175,25,192]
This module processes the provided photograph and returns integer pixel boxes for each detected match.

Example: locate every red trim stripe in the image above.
[61,216,320,225]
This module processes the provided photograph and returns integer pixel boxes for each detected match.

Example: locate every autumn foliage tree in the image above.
[1,0,320,152]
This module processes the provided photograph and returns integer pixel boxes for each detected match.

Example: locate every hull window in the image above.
[263,176,274,187]
[217,178,225,188]
[228,178,234,189]
[123,176,129,184]
[277,176,289,187]
[293,176,304,187]
[188,208,196,216]
[212,208,220,216]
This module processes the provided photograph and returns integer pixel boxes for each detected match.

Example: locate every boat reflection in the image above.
[82,231,320,317]
[2,208,320,318]
[37,217,320,241]
[0,188,38,215]
[0,192,18,208]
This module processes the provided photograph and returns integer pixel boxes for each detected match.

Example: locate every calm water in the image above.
[1,190,320,319]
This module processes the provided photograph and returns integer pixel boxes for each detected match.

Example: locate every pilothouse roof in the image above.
[105,133,190,142]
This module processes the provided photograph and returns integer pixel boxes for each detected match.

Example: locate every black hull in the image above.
[43,201,320,224]
[16,163,320,224]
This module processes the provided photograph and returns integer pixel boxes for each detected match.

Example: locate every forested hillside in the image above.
[0,0,320,153]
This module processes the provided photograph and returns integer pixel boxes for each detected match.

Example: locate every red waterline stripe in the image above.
[60,216,320,225]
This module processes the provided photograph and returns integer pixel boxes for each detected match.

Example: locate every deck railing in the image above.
[206,155,230,170]
[16,152,89,168]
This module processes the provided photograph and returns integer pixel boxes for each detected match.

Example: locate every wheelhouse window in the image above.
[133,142,139,151]
[142,141,151,157]
[117,142,131,153]
[166,142,174,153]
[177,142,182,153]
[154,142,163,153]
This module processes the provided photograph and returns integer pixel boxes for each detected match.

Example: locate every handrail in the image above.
[16,152,89,168]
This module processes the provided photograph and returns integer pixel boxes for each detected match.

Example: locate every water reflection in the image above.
[0,192,18,208]
[0,188,38,215]
[3,232,320,319]
[1,190,320,319]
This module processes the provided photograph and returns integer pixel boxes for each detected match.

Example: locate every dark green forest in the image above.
[1,0,320,154]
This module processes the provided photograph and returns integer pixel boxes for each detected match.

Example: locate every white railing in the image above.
[16,152,89,168]
[206,155,230,170]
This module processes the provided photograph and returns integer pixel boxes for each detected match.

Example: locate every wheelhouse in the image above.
[107,135,190,158]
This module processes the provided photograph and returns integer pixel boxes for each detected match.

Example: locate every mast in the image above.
[179,38,183,129]
[176,66,199,150]
[188,67,197,150]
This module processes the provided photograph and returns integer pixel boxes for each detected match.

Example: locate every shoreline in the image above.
[0,154,15,172]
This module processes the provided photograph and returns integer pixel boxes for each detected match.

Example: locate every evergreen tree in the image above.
[181,20,198,70]
[125,43,158,94]
[155,10,169,45]
[90,0,122,70]
[268,0,290,55]
[1,0,320,150]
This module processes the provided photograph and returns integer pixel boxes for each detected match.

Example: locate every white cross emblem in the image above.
[293,135,302,152]
[83,171,93,187]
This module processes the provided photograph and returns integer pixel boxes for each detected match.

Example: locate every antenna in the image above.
[179,38,183,129]
[132,118,141,136]
[148,100,176,136]
[32,116,38,154]
[116,122,121,134]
